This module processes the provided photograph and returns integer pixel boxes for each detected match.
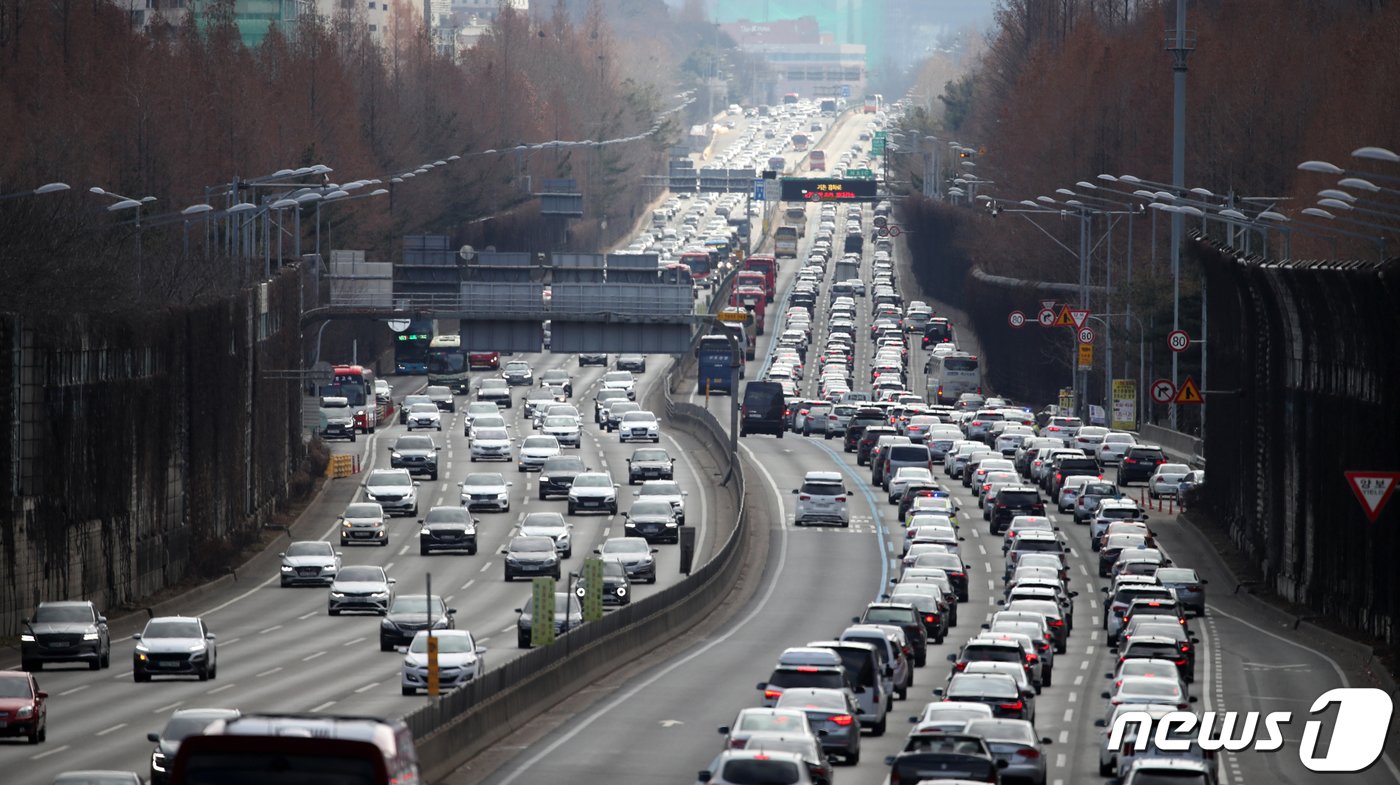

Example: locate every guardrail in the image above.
[405,358,749,783]
[1139,423,1204,467]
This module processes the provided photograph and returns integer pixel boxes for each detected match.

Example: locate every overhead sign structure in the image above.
[1008,311,1026,328]
[1077,342,1093,369]
[1069,309,1090,329]
[779,178,880,202]
[1174,375,1204,404]
[1344,471,1400,522]
[1168,330,1191,353]
[1111,379,1137,430]
[1150,378,1178,404]
[1052,306,1075,327]
[1078,327,1095,344]
[1037,309,1056,327]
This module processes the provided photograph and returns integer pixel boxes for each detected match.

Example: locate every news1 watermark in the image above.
[1108,688,1394,773]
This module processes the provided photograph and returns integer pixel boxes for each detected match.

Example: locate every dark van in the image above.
[741,381,787,437]
[922,318,954,347]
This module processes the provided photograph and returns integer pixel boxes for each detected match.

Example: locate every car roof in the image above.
[803,471,843,482]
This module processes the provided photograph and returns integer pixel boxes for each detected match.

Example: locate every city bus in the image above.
[926,351,983,405]
[863,93,884,114]
[660,262,695,288]
[327,365,379,433]
[426,335,471,393]
[775,226,800,259]
[783,92,800,105]
[393,318,433,375]
[697,332,744,394]
[809,150,826,171]
[680,250,714,289]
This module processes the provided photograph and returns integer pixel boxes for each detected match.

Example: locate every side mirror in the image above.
[791,488,800,494]
[513,608,523,614]
[1101,691,1112,699]
[997,760,1010,770]
[1105,672,1114,679]
[476,645,487,654]
[387,578,397,584]
[147,732,161,743]
[131,633,142,640]
[592,548,601,554]
[755,682,767,691]
[1070,591,1080,598]
[717,726,729,735]
[698,773,712,783]
[205,633,217,640]
[884,756,897,767]
[1189,695,1199,703]
[413,481,421,487]
[98,616,107,624]
[1095,718,1108,728]
[851,616,861,623]
[946,653,957,663]
[651,548,660,553]
[278,552,286,558]
[447,608,458,615]
[1201,579,1210,585]
[980,623,990,629]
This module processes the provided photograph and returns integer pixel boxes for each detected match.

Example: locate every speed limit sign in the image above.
[1168,330,1191,353]
[1077,326,1094,344]
[1008,311,1026,328]
[876,227,890,238]
[888,226,903,237]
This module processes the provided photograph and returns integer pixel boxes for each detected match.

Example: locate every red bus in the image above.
[680,251,714,288]
[330,365,379,433]
[783,92,800,105]
[730,285,767,335]
[740,256,777,302]
[809,150,826,171]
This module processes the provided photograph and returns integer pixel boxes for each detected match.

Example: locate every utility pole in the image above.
[1166,0,1194,429]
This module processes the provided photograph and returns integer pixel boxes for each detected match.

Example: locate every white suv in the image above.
[793,471,850,527]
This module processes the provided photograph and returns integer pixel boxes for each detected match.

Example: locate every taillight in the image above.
[954,661,968,671]
[1048,619,1064,627]
[1014,748,1041,759]
[1025,653,1038,663]
[1181,644,1192,652]
[829,714,855,726]
[799,495,811,501]
[999,700,1024,712]
[764,689,782,699]
[925,614,938,623]
[835,496,847,502]
[730,738,748,749]
[1176,659,1188,666]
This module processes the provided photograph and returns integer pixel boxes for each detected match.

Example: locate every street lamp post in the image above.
[0,182,70,202]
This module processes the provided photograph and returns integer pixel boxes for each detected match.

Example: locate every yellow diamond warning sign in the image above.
[1174,376,1203,404]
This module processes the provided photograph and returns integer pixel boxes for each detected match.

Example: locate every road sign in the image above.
[1052,306,1075,327]
[1008,311,1026,328]
[753,179,765,200]
[845,168,874,178]
[1058,388,1076,413]
[387,318,411,332]
[1069,309,1090,329]
[1174,375,1203,404]
[1078,326,1095,344]
[841,85,851,98]
[530,576,557,647]
[1040,299,1056,311]
[1168,330,1191,353]
[874,131,888,141]
[1077,342,1093,369]
[780,177,880,202]
[1150,378,1178,404]
[718,310,748,323]
[888,226,902,237]
[1037,309,1056,327]
[1111,379,1137,430]
[1344,471,1400,522]
[876,227,890,237]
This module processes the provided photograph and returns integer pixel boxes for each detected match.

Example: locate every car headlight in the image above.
[421,527,433,535]
[20,633,34,642]
[604,496,615,503]
[356,410,366,417]
[151,752,167,772]
[381,619,396,629]
[391,452,402,459]
[330,591,345,598]
[281,564,295,571]
[342,520,355,528]
[372,591,390,598]
[497,491,509,499]
[188,643,206,653]
[16,706,33,719]
[83,631,100,640]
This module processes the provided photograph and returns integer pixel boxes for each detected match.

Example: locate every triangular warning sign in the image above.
[1173,376,1203,404]
[1040,299,1056,311]
[1070,309,1090,329]
[1345,471,1400,522]
[1052,306,1075,327]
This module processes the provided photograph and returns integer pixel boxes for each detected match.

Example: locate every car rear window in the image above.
[1013,539,1062,553]
[800,481,844,496]
[964,646,1022,664]
[1129,447,1166,460]
[998,490,1041,507]
[767,669,845,689]
[889,446,931,462]
[1124,642,1183,660]
[721,759,803,785]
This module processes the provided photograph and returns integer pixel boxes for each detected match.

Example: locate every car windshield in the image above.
[949,676,1018,699]
[621,412,655,422]
[336,566,383,582]
[481,380,508,390]
[523,437,557,449]
[522,512,565,527]
[545,417,577,427]
[396,436,434,450]
[144,620,203,639]
[366,472,408,487]
[543,458,585,471]
[162,714,229,742]
[0,676,33,698]
[1122,773,1209,785]
[800,481,844,496]
[285,542,330,557]
[409,403,438,413]
[409,633,474,654]
[553,593,581,614]
[605,539,649,554]
[33,605,93,623]
[639,482,681,496]
[630,500,675,517]
[390,596,445,615]
[468,403,497,415]
[464,474,503,486]
[475,429,508,441]
[574,475,611,488]
[426,386,450,397]
[512,538,554,553]
[1122,680,1181,697]
[965,719,1036,743]
[423,508,471,524]
[506,362,529,371]
[633,449,669,462]
[1083,484,1118,496]
[343,503,382,519]
[604,372,632,383]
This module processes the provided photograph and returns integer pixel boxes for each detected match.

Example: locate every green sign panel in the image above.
[873,131,888,142]
[530,576,556,647]
[581,558,605,622]
[846,168,874,178]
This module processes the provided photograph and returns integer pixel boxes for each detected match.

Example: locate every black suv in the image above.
[990,486,1046,534]
[857,603,929,668]
[845,408,889,453]
[539,455,589,499]
[388,435,439,480]
[626,447,674,484]
[21,600,111,670]
[1116,445,1169,486]
[856,425,898,465]
[1047,457,1101,495]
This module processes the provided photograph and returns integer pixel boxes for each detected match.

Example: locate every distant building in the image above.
[120,0,393,46]
[721,16,865,103]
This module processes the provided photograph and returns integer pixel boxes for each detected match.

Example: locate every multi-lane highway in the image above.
[0,353,722,785]
[454,105,1400,785]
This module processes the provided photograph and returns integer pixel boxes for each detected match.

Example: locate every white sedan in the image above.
[617,411,660,443]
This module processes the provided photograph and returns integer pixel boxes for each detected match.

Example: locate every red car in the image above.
[0,670,47,743]
[468,350,500,370]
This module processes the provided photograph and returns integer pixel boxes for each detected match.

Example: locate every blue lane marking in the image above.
[810,439,890,601]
